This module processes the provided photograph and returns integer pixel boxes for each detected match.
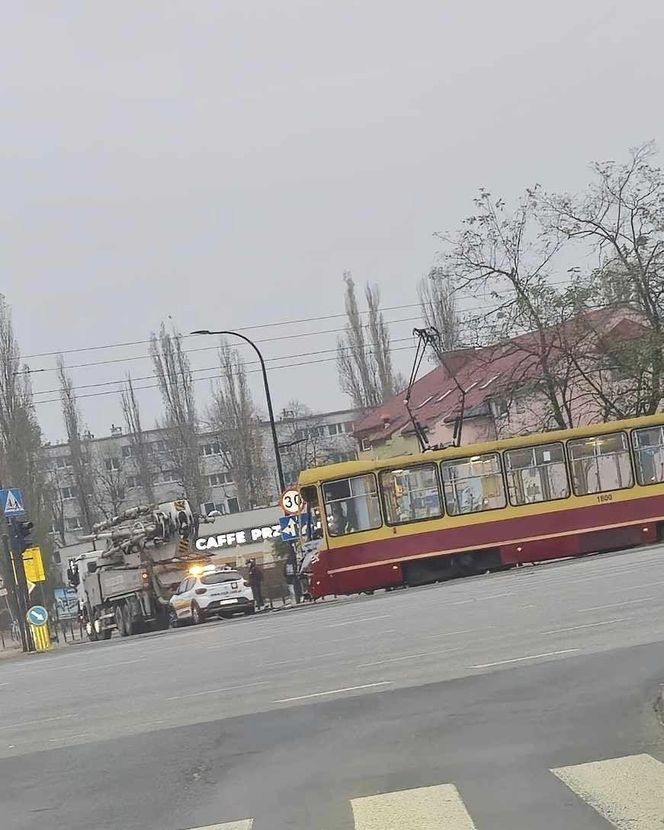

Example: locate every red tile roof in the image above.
[354,308,638,441]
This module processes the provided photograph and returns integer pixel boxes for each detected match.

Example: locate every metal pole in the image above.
[192,328,301,601]
[3,523,31,652]
[190,330,286,491]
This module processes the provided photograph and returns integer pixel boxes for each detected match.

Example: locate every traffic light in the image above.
[11,519,34,553]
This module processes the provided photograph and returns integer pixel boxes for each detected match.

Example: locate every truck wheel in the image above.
[191,603,205,625]
[115,605,128,637]
[123,604,135,636]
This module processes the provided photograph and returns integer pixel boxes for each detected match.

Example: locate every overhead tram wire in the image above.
[18,314,425,375]
[19,277,577,363]
[31,335,418,397]
[30,344,420,407]
[20,302,425,361]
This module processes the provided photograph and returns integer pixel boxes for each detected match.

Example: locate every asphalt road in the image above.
[1,545,664,829]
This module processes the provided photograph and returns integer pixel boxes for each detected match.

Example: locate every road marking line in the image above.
[189,822,253,830]
[358,652,432,668]
[541,618,626,635]
[358,647,461,668]
[609,579,664,592]
[262,651,342,669]
[79,659,142,672]
[470,648,579,669]
[0,714,75,731]
[327,615,391,628]
[553,753,664,829]
[351,783,477,829]
[274,681,391,703]
[429,628,485,639]
[576,597,653,612]
[167,681,267,701]
[206,636,273,649]
[325,629,397,644]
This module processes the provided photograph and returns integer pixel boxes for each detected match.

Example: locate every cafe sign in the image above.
[195,524,281,551]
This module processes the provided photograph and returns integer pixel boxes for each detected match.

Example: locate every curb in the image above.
[656,685,664,725]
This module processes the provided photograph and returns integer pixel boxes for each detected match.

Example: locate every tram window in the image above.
[632,426,664,485]
[440,453,506,515]
[568,431,633,495]
[322,474,382,536]
[379,464,443,524]
[504,442,569,506]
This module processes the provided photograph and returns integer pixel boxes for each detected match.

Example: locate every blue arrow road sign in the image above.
[26,605,48,627]
[279,516,299,542]
[0,487,26,518]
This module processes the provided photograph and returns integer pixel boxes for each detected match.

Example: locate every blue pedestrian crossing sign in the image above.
[26,605,48,627]
[0,487,26,518]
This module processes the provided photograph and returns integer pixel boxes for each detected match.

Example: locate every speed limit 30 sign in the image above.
[280,489,303,515]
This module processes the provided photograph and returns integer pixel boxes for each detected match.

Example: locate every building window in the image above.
[152,440,166,453]
[440,453,506,515]
[227,497,240,514]
[208,472,233,487]
[201,442,222,457]
[568,432,633,495]
[65,517,83,531]
[61,486,77,500]
[322,474,382,536]
[379,464,443,524]
[126,476,138,489]
[328,423,345,436]
[54,456,72,469]
[343,422,354,433]
[632,426,664,485]
[360,437,372,452]
[504,442,569,505]
[121,445,133,458]
[105,458,121,472]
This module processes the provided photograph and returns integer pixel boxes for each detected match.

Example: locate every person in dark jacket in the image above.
[248,558,264,609]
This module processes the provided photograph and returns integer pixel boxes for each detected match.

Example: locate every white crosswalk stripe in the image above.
[351,783,477,830]
[552,754,664,829]
[189,822,253,829]
[186,754,664,829]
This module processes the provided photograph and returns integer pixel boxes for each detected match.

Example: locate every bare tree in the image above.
[418,267,460,354]
[56,356,98,532]
[336,272,399,407]
[121,374,155,503]
[543,142,664,417]
[278,400,356,483]
[91,446,130,519]
[437,188,580,430]
[207,340,268,509]
[149,323,204,508]
[0,297,52,593]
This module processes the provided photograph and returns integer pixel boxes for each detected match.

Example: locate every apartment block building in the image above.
[44,407,361,546]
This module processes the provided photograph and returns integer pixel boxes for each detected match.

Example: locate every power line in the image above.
[32,335,418,396]
[21,302,425,361]
[32,344,420,407]
[23,315,424,375]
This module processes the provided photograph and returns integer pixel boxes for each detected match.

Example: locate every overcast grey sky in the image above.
[2,1,663,443]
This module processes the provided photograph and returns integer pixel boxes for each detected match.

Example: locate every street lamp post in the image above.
[191,329,285,492]
[191,329,301,604]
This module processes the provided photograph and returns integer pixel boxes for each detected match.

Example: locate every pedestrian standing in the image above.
[284,560,297,603]
[248,558,264,609]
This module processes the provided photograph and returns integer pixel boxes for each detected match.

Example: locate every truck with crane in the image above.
[67,499,211,640]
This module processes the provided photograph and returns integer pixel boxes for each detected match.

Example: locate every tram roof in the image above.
[299,412,664,486]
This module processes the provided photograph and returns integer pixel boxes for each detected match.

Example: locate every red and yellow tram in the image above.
[298,413,664,598]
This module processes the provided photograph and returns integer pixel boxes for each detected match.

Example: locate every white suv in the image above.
[169,566,255,626]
